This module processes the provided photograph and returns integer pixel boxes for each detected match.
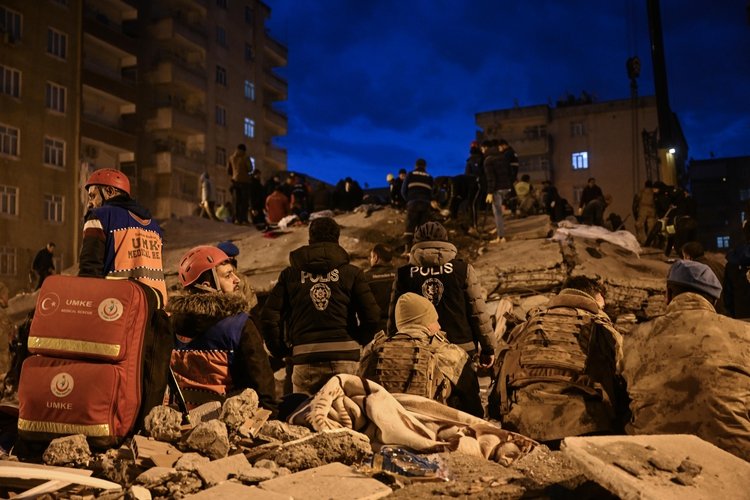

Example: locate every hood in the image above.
[726,244,750,266]
[289,242,349,274]
[167,292,248,338]
[104,196,152,219]
[409,241,457,266]
[548,288,601,315]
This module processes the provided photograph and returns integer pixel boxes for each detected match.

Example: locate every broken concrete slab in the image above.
[262,428,372,472]
[195,453,255,487]
[258,420,312,443]
[144,405,183,443]
[185,420,230,460]
[134,466,176,485]
[188,401,222,425]
[131,435,183,468]
[174,452,210,473]
[220,389,260,432]
[561,434,750,500]
[42,434,91,467]
[237,408,272,439]
[183,481,292,500]
[259,462,391,500]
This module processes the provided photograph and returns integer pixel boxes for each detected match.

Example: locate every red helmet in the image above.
[178,246,230,288]
[85,168,131,196]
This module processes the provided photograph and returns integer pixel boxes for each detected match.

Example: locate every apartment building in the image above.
[475,95,672,231]
[0,0,287,295]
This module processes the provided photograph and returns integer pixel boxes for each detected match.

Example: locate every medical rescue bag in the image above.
[358,331,451,402]
[17,275,172,447]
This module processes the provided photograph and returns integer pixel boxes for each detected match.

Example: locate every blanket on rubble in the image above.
[288,374,537,466]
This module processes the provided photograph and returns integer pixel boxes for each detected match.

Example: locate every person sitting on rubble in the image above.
[621,260,750,462]
[488,276,625,447]
[216,240,259,312]
[359,293,484,417]
[169,245,277,415]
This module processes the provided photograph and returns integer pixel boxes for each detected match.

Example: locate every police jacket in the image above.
[401,169,433,205]
[388,240,495,355]
[78,196,168,306]
[260,242,381,365]
[365,263,396,329]
[168,292,278,415]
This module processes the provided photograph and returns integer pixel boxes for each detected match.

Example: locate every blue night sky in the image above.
[265,1,750,188]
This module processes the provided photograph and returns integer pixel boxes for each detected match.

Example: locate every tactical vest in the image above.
[396,260,471,349]
[496,305,600,415]
[358,332,451,403]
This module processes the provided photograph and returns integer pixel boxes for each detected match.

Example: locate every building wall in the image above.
[476,97,659,231]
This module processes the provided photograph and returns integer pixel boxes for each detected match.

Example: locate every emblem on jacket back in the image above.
[310,283,332,311]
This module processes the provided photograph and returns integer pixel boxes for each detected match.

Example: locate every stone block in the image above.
[185,420,230,460]
[144,405,183,442]
[195,452,254,486]
[183,482,291,500]
[42,434,91,467]
[260,462,391,500]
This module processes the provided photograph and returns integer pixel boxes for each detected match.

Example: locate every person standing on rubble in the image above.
[31,242,56,290]
[260,217,381,395]
[621,260,750,462]
[227,144,253,225]
[79,168,168,307]
[401,158,434,254]
[489,276,625,446]
[483,139,518,243]
[170,245,277,414]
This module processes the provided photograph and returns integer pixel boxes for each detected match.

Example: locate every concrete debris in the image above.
[188,401,223,425]
[237,408,272,439]
[257,420,312,443]
[131,435,183,468]
[135,466,177,485]
[195,453,256,486]
[183,481,292,500]
[43,434,92,467]
[97,447,142,485]
[260,462,391,500]
[144,405,183,443]
[220,389,260,432]
[262,428,372,472]
[174,452,211,473]
[185,420,230,460]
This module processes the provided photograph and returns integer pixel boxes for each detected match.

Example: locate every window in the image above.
[1,65,21,98]
[244,118,255,138]
[45,82,66,113]
[244,43,254,61]
[571,121,586,137]
[44,194,64,223]
[572,151,588,170]
[47,28,67,59]
[216,26,227,47]
[0,185,18,216]
[523,124,546,140]
[716,236,730,249]
[215,146,226,166]
[0,247,17,276]
[0,7,22,42]
[244,6,254,24]
[244,80,255,100]
[215,105,226,126]
[43,137,65,167]
[215,65,227,86]
[0,124,19,157]
[216,0,227,8]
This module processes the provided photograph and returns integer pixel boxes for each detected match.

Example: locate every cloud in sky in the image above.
[266,0,750,186]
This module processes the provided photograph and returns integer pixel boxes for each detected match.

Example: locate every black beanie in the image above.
[309,217,340,243]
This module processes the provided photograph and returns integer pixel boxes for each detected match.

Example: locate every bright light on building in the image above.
[668,148,676,154]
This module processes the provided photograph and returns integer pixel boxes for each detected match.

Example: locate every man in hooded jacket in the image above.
[261,217,381,395]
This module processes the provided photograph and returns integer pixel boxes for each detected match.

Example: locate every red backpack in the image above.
[17,275,173,447]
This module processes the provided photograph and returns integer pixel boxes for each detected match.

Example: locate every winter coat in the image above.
[388,240,495,355]
[265,190,290,224]
[724,244,750,319]
[78,196,168,306]
[401,170,433,205]
[228,150,252,184]
[365,263,396,328]
[484,148,518,193]
[32,248,55,276]
[579,184,604,209]
[168,292,278,415]
[622,292,750,462]
[260,242,381,365]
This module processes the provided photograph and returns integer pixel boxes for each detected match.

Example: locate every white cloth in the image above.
[552,221,641,255]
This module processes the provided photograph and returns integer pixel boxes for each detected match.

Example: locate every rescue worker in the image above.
[364,243,396,331]
[622,260,750,462]
[169,245,277,414]
[216,240,259,311]
[79,168,168,306]
[489,276,625,446]
[260,217,381,395]
[401,159,434,254]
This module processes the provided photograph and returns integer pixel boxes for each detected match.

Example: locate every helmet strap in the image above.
[192,267,223,293]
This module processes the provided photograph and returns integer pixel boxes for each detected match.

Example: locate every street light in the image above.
[668,147,676,154]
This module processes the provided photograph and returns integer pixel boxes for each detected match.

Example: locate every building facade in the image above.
[0,0,287,295]
[475,96,665,230]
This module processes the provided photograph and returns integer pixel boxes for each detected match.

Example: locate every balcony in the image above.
[264,145,287,169]
[153,150,205,174]
[515,134,551,156]
[82,67,137,104]
[150,16,206,52]
[146,104,206,134]
[263,32,288,67]
[264,106,287,135]
[83,8,137,55]
[81,116,136,152]
[150,53,207,93]
[263,69,287,100]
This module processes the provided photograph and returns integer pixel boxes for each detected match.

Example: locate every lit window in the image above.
[572,151,588,170]
[44,193,64,223]
[244,118,255,138]
[215,65,227,86]
[0,246,17,276]
[0,123,19,157]
[244,6,254,24]
[215,146,226,165]
[0,7,22,42]
[216,26,227,47]
[45,82,66,113]
[716,236,730,249]
[244,43,254,61]
[0,185,18,216]
[215,105,226,126]
[244,80,255,100]
[47,28,67,59]
[571,121,585,137]
[1,65,21,98]
[44,137,65,167]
